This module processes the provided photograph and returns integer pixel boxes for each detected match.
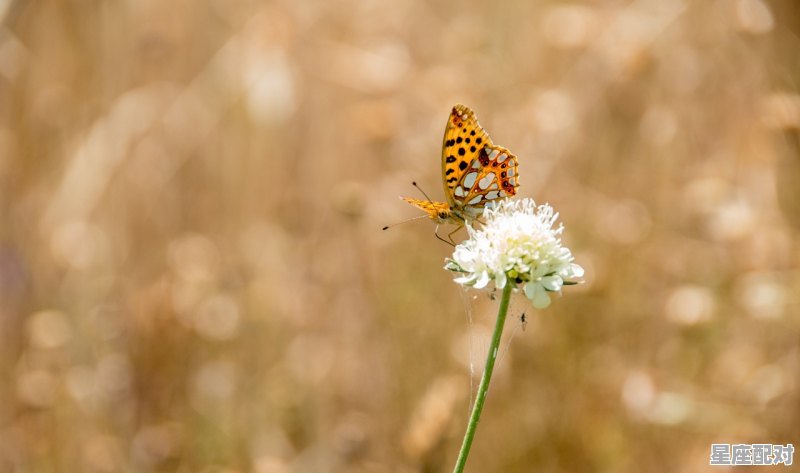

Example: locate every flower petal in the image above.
[533,288,551,309]
[494,271,507,289]
[474,271,491,289]
[523,281,538,300]
[568,263,585,278]
[454,274,476,286]
[541,275,563,292]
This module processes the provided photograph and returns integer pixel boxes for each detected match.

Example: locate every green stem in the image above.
[452,283,513,473]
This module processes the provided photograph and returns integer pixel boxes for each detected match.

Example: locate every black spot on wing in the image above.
[446,155,456,163]
[479,149,490,166]
[459,161,468,171]
[458,148,465,156]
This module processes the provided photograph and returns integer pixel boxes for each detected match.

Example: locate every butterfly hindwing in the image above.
[441,104,493,206]
[452,145,519,218]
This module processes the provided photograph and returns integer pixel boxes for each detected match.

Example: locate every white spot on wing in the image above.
[487,148,499,160]
[488,182,499,190]
[497,153,508,163]
[478,174,495,190]
[454,186,466,197]
[463,172,478,189]
[508,168,515,177]
[485,190,499,200]
[471,160,481,169]
[509,177,516,186]
[468,195,483,205]
[499,190,507,197]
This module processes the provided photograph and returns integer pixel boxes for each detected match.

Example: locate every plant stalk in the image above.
[452,283,513,473]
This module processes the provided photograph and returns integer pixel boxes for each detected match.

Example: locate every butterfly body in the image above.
[402,104,519,231]
[401,197,459,224]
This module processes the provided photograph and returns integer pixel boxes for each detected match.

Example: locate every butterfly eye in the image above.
[438,210,448,219]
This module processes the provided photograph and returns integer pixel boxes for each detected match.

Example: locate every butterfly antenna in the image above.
[382,214,430,231]
[412,181,435,203]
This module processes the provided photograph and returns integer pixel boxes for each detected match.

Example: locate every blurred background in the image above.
[1,0,799,472]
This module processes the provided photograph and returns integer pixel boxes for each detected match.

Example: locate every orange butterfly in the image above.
[402,104,519,242]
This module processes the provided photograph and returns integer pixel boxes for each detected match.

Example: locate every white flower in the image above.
[444,198,584,308]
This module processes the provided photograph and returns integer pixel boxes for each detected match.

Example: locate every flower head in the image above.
[444,198,584,308]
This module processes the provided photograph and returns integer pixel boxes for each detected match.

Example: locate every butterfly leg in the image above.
[434,224,455,246]
[446,225,463,245]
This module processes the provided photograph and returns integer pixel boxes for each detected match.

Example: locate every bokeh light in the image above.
[1,1,799,472]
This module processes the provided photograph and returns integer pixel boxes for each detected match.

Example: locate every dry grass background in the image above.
[1,0,799,472]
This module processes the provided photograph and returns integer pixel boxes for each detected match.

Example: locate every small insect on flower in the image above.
[444,198,584,309]
[520,312,527,331]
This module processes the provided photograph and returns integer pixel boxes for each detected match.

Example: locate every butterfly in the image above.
[402,104,519,243]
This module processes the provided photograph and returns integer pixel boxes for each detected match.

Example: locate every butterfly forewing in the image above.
[441,104,493,206]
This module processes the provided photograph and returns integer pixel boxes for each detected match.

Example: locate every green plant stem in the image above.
[452,283,513,473]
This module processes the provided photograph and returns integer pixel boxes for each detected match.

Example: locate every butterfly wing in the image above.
[401,104,519,226]
[451,144,519,219]
[441,104,493,207]
[441,104,519,220]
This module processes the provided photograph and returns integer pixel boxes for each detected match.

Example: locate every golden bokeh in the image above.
[1,1,799,471]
